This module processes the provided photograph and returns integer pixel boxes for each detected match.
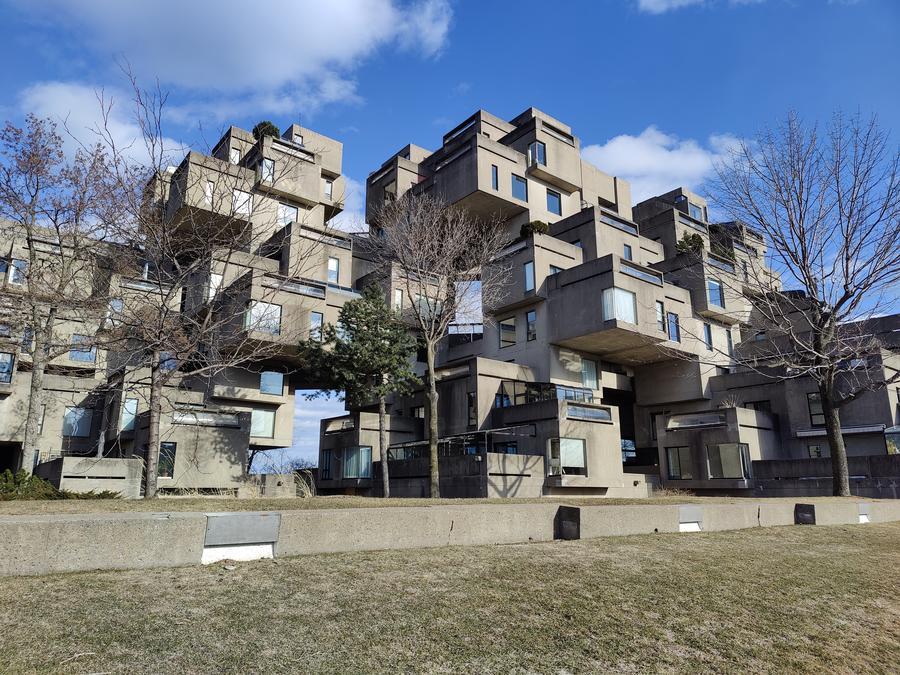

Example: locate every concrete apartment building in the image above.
[317,107,900,498]
[0,122,367,496]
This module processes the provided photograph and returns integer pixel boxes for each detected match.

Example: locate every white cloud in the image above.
[328,176,368,233]
[636,0,765,13]
[11,0,452,121]
[290,391,347,464]
[582,126,740,202]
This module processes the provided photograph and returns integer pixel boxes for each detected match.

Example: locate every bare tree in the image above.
[0,115,118,471]
[365,193,510,497]
[713,111,900,496]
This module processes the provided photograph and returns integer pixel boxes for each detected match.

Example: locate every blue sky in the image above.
[1,0,897,462]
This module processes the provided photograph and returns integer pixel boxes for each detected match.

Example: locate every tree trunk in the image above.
[425,341,440,498]
[20,356,46,475]
[821,386,851,497]
[144,356,163,499]
[379,393,390,498]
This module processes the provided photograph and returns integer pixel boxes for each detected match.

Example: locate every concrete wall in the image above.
[34,456,143,498]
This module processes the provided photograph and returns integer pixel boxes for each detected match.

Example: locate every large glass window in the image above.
[158,442,176,479]
[121,398,138,432]
[250,409,276,437]
[666,446,693,479]
[69,334,96,363]
[0,352,14,384]
[327,257,340,285]
[706,443,750,479]
[581,357,598,390]
[528,141,546,166]
[546,188,561,216]
[602,287,637,324]
[499,316,516,348]
[491,164,499,190]
[567,405,611,422]
[707,278,725,308]
[548,438,586,476]
[667,312,681,342]
[62,407,93,437]
[343,446,372,479]
[278,202,298,226]
[807,392,825,427]
[260,371,284,395]
[523,261,535,292]
[526,310,536,341]
[246,301,282,335]
[689,202,704,221]
[511,174,528,201]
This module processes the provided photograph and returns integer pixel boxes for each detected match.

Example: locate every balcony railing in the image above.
[495,380,594,408]
[448,323,484,348]
[620,261,664,286]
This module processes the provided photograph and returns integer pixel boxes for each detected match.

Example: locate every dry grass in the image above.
[0,493,875,516]
[1,523,898,673]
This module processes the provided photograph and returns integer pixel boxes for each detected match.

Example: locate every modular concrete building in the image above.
[316,107,900,498]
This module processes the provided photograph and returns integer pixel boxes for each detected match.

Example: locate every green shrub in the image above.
[252,120,281,140]
[520,220,549,238]
[675,231,705,255]
[0,469,119,501]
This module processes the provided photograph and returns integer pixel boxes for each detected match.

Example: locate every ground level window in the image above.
[666,446,693,480]
[548,438,587,476]
[342,446,372,479]
[158,442,176,479]
[706,443,750,479]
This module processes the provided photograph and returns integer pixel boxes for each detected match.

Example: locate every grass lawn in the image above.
[1,523,897,674]
[0,493,873,516]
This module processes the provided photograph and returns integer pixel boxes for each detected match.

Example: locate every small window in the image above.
[232,189,253,216]
[706,443,750,479]
[689,202,704,221]
[807,392,825,427]
[491,164,499,190]
[807,444,824,458]
[523,261,535,293]
[246,301,282,335]
[602,287,637,324]
[549,265,563,275]
[8,259,27,285]
[511,174,528,202]
[121,398,138,432]
[310,311,324,340]
[703,323,713,350]
[260,371,284,395]
[546,188,561,216]
[744,400,771,413]
[499,316,516,348]
[324,178,334,199]
[204,180,214,205]
[494,441,519,455]
[62,407,93,437]
[159,352,178,371]
[623,244,633,261]
[393,288,403,311]
[327,257,340,285]
[278,203,298,226]
[412,405,425,419]
[526,309,537,341]
[581,358,598,390]
[655,301,665,332]
[666,446,693,479]
[528,141,546,166]
[21,327,34,353]
[343,446,372,479]
[572,239,583,249]
[667,312,681,342]
[467,392,477,427]
[158,442,177,478]
[725,329,734,356]
[0,352,14,384]
[260,158,275,182]
[321,449,332,480]
[383,180,396,204]
[208,273,223,302]
[69,334,96,363]
[229,147,241,164]
[707,278,725,308]
[250,409,276,438]
[548,438,586,476]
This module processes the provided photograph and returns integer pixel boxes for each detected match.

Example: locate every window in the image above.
[528,140,546,166]
[467,392,477,427]
[204,180,214,205]
[383,180,396,204]
[742,260,749,282]
[666,446,693,479]
[706,443,750,479]
[21,327,33,353]
[623,244,633,261]
[491,164,499,190]
[725,329,734,357]
[121,398,138,432]
[666,312,681,342]
[343,446,372,479]
[310,311,324,340]
[499,316,516,348]
[278,202,298,226]
[0,352,14,384]
[393,288,403,311]
[208,273,223,301]
[581,357,598,390]
[511,174,528,201]
[324,178,334,199]
[655,301,665,332]
[523,261,535,292]
[707,278,725,308]
[260,371,284,395]
[8,259,27,285]
[260,158,275,182]
[572,239,583,249]
[229,147,240,164]
[104,297,124,327]
[549,265,563,275]
[688,202,704,221]
[494,441,518,455]
[703,323,713,350]
[246,301,282,335]
[411,406,425,419]
[327,257,340,285]
[62,407,92,437]
[602,287,637,324]
[321,449,332,480]
[546,188,561,216]
[650,411,664,441]
[250,409,276,437]
[526,309,537,341]
[158,442,176,479]
[159,352,178,371]
[568,405,612,422]
[807,392,825,427]
[744,400,771,413]
[807,444,825,458]
[548,438,586,476]
[69,334,96,363]
[232,189,252,216]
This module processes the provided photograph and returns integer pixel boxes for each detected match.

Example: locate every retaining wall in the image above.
[1,500,899,577]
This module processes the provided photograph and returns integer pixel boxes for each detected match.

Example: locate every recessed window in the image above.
[250,409,276,437]
[491,165,499,190]
[158,442,177,478]
[321,449,332,480]
[689,202,704,221]
[526,309,537,341]
[549,438,586,476]
[666,446,693,479]
[7,259,27,285]
[549,265,563,275]
[467,392,477,427]
[707,278,725,308]
[121,398,138,432]
[499,316,516,348]
[511,174,528,201]
[581,358,598,390]
[393,288,403,311]
[703,323,713,350]
[246,301,282,335]
[807,392,825,427]
[667,312,681,342]
[62,407,93,437]
[229,147,241,164]
[706,443,750,479]
[260,371,284,395]
[725,329,734,356]
[327,257,340,285]
[69,334,96,363]
[204,180,214,205]
[655,301,665,332]
[0,352,14,384]
[208,273,223,302]
[260,158,275,182]
[343,446,372,479]
[546,188,561,216]
[324,178,334,200]
[310,311,324,340]
[278,203,298,226]
[232,189,252,216]
[602,287,637,324]
[523,261,535,293]
[623,244,633,261]
[528,141,546,166]
[411,406,425,419]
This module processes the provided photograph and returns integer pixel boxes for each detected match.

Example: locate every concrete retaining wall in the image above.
[1,500,899,577]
